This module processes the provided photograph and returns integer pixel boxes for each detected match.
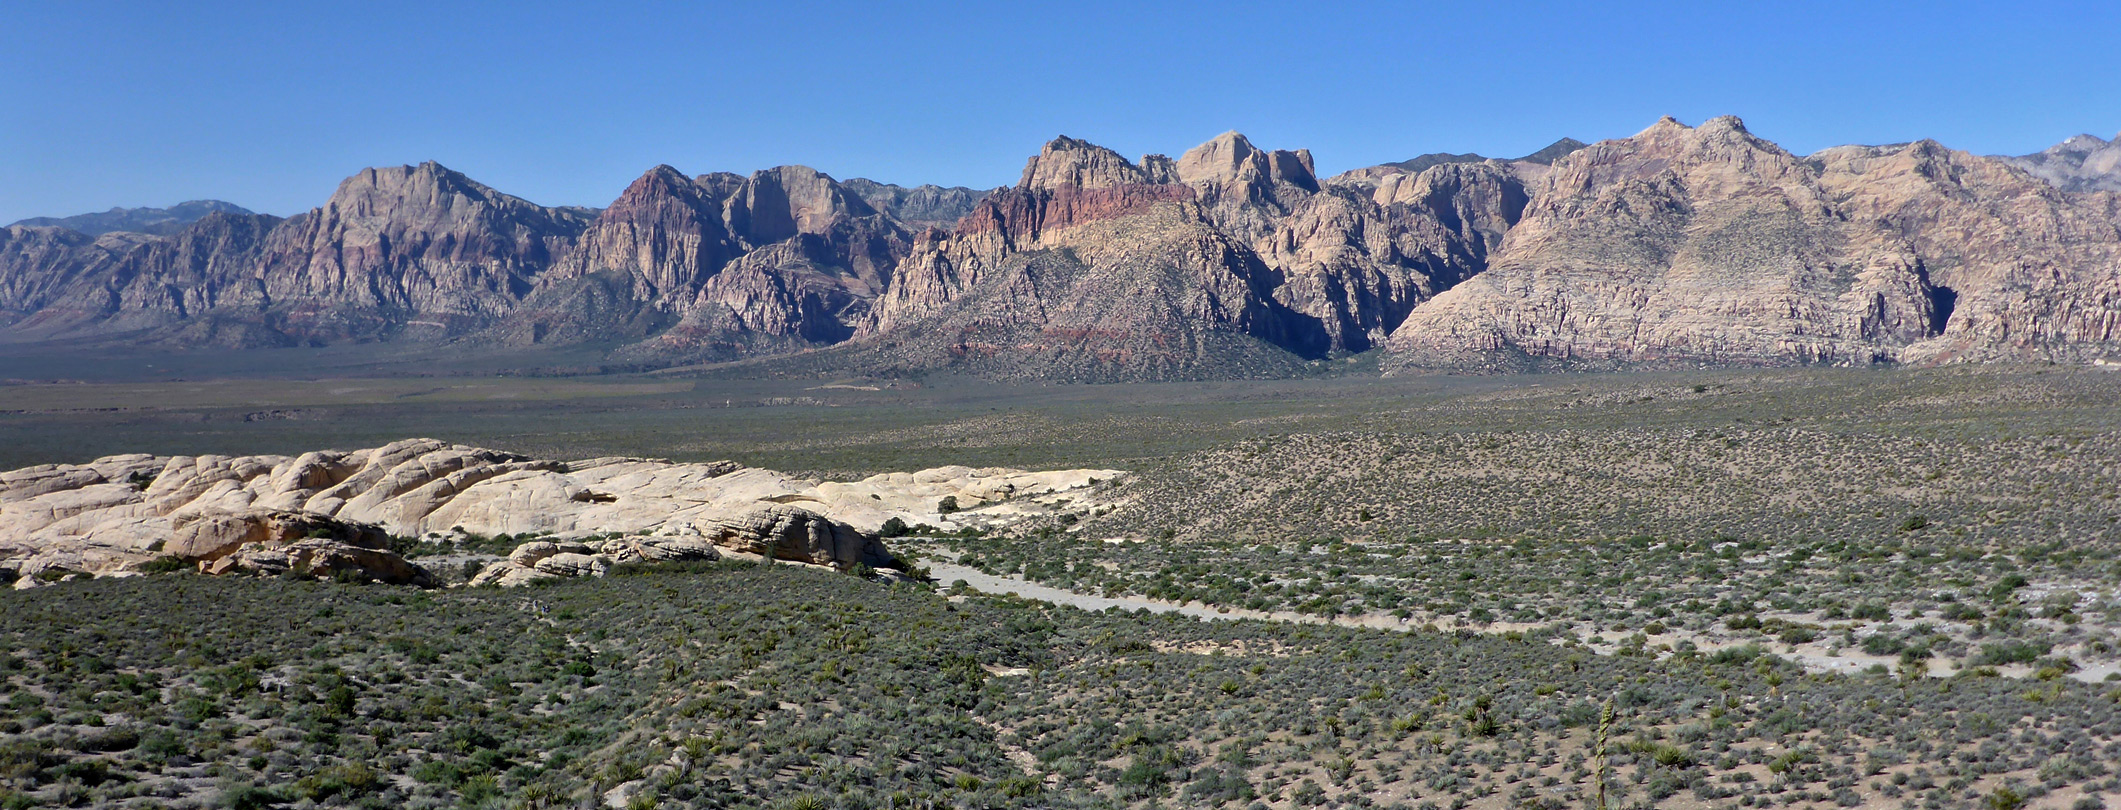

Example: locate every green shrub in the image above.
[138,555,192,574]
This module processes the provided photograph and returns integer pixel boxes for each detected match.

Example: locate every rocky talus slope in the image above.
[0,438,1115,588]
[3,120,2118,375]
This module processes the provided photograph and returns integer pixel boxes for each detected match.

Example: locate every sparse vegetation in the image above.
[2,364,2118,808]
[8,563,2121,809]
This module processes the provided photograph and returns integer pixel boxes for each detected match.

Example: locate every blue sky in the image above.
[4,0,2118,223]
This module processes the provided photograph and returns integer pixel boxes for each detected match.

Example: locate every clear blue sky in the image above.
[5,0,2118,223]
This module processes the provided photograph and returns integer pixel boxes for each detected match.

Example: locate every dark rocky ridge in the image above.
[1381,137,1587,174]
[840,179,989,229]
[8,200,253,236]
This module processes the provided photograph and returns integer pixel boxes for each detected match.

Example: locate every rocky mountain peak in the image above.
[1556,114,1812,198]
[1176,131,1319,193]
[1018,136,1152,190]
[730,165,879,244]
[323,161,520,219]
[1516,138,1589,165]
[602,165,710,214]
[1637,115,1691,137]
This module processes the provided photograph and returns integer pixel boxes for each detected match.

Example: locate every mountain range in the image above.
[4,117,2118,379]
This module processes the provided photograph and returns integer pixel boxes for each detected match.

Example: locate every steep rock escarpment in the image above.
[0,163,593,348]
[513,165,912,363]
[243,162,593,341]
[0,226,125,330]
[850,133,1500,377]
[1814,140,2121,363]
[1383,116,2121,371]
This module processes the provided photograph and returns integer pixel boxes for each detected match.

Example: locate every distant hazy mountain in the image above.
[839,179,988,230]
[3,122,2118,377]
[9,200,254,236]
[1380,137,1588,174]
[2001,133,2121,193]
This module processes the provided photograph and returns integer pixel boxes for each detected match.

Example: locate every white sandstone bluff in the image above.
[0,438,1119,589]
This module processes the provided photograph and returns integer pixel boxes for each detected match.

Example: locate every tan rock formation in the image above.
[0,439,1118,588]
[1381,116,2121,371]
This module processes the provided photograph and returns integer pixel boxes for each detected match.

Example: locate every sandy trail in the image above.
[926,559,2112,683]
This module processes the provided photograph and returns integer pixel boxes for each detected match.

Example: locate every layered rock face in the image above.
[0,438,1116,588]
[852,133,1502,378]
[248,162,594,337]
[0,163,592,347]
[516,165,913,363]
[0,226,122,329]
[1383,117,2121,371]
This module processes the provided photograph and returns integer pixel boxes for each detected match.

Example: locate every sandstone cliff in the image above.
[844,133,1501,377]
[1383,116,2121,371]
[512,165,912,364]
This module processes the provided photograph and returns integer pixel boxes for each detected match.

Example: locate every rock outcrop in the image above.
[0,439,1118,589]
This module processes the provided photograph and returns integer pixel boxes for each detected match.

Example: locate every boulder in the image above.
[694,505,891,569]
[633,537,721,563]
[468,561,558,588]
[208,538,437,587]
[533,552,609,578]
[509,541,588,567]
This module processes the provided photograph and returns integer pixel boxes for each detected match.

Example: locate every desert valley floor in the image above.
[2,360,2119,810]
